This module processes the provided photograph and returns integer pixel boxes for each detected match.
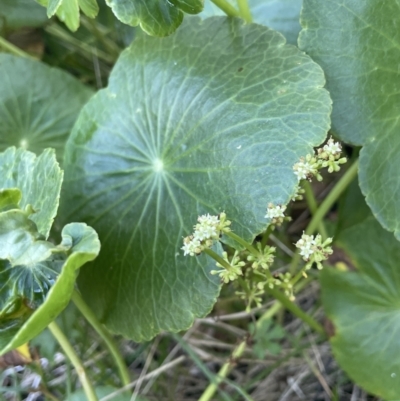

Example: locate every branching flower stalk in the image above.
[182,137,345,328]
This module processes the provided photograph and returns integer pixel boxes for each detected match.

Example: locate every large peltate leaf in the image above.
[0,0,48,28]
[105,0,203,36]
[61,17,331,341]
[321,216,400,399]
[0,54,92,159]
[0,147,62,239]
[299,1,400,241]
[201,0,302,45]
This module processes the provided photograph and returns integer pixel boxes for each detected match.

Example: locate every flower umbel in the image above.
[182,212,232,256]
[317,137,347,173]
[265,203,287,226]
[292,137,347,183]
[210,251,245,283]
[295,232,333,270]
[293,154,320,181]
[247,243,276,270]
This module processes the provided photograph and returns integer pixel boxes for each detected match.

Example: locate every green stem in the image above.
[72,291,131,387]
[45,24,115,64]
[0,36,34,58]
[80,17,121,57]
[261,225,274,248]
[303,180,328,240]
[290,159,359,274]
[237,0,252,22]
[203,248,231,269]
[265,287,324,335]
[210,0,241,17]
[290,264,316,287]
[199,341,247,401]
[225,231,259,257]
[48,322,98,401]
[198,302,281,401]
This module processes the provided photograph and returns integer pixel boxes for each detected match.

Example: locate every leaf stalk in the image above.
[237,0,253,22]
[198,301,281,401]
[48,321,99,401]
[72,290,131,387]
[265,287,324,335]
[224,231,259,256]
[0,36,34,59]
[210,0,241,17]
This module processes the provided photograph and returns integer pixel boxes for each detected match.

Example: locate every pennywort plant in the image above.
[1,0,400,399]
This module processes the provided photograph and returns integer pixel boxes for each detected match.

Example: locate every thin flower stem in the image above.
[48,322,98,401]
[210,0,241,17]
[198,302,281,401]
[71,291,131,387]
[198,340,247,401]
[291,267,308,286]
[261,225,274,248]
[237,0,252,22]
[265,287,324,335]
[225,231,259,256]
[80,17,121,57]
[302,180,328,240]
[0,36,34,58]
[290,159,359,274]
[203,248,231,269]
[45,24,116,64]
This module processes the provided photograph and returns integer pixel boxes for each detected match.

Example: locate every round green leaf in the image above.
[335,175,370,236]
[0,222,100,354]
[201,0,302,45]
[0,0,48,29]
[299,1,400,242]
[299,0,400,146]
[0,147,63,239]
[359,134,400,241]
[0,54,93,159]
[321,216,400,399]
[62,17,331,341]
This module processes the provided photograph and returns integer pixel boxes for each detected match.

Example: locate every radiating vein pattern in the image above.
[62,16,331,341]
[0,54,92,160]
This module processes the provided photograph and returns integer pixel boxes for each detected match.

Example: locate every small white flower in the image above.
[181,236,201,256]
[198,214,219,225]
[295,233,316,259]
[193,214,220,241]
[323,138,342,156]
[293,156,318,180]
[265,204,286,219]
[295,232,333,269]
[193,224,217,241]
[182,213,232,257]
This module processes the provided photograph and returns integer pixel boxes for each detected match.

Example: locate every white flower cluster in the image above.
[293,154,319,181]
[293,137,347,182]
[265,203,285,219]
[295,232,333,270]
[182,213,231,256]
[247,242,276,270]
[265,203,289,226]
[322,138,342,156]
[296,233,316,259]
